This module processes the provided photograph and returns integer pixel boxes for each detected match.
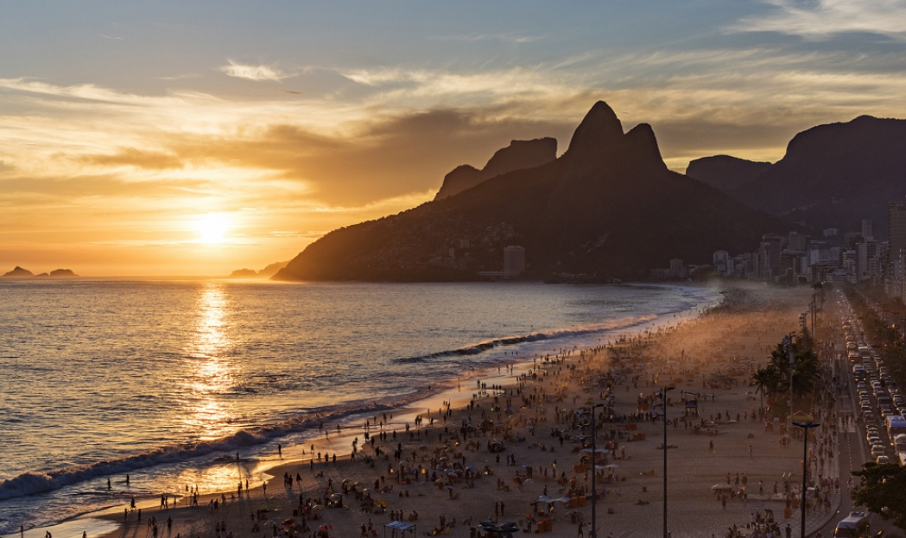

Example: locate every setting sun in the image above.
[195,213,231,244]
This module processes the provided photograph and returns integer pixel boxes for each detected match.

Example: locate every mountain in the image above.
[274,101,796,282]
[49,269,78,278]
[228,269,258,278]
[433,138,557,200]
[227,261,289,278]
[696,116,906,236]
[686,155,771,192]
[2,266,34,278]
[257,261,289,278]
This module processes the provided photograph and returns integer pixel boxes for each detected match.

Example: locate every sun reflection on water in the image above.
[182,283,237,442]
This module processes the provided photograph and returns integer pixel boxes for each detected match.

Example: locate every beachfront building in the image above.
[712,250,729,274]
[886,200,906,299]
[503,245,525,275]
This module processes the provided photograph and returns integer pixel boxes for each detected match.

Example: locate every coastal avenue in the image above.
[814,291,899,538]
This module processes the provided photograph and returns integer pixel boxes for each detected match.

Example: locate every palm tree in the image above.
[752,365,782,409]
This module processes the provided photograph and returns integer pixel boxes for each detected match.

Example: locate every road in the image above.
[813,296,902,538]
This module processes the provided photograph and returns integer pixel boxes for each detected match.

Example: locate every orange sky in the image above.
[3,2,906,276]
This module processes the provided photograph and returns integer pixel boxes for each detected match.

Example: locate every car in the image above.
[877,455,891,464]
[867,434,881,445]
[871,445,886,458]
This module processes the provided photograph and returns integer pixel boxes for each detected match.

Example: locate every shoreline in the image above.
[84,281,819,538]
[8,283,722,538]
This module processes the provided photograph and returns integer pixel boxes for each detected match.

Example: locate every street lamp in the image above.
[792,420,820,538]
[652,386,675,538]
[578,404,606,538]
[590,403,604,538]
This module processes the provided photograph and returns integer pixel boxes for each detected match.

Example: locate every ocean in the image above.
[0,279,720,533]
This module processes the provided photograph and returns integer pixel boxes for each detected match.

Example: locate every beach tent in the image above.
[384,521,416,537]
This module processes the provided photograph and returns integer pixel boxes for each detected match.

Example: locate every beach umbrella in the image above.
[363,488,374,493]
[602,463,619,469]
[525,425,534,430]
[465,466,477,471]
[711,484,732,491]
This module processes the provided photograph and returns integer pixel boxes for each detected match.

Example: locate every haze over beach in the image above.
[5,2,906,538]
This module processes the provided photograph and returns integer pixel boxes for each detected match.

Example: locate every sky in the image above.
[2,0,906,276]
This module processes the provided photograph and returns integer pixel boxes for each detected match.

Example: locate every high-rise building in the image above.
[503,246,525,275]
[788,232,808,252]
[761,234,782,276]
[712,250,729,273]
[890,201,906,264]
[862,219,873,240]
[669,258,686,278]
[857,239,879,280]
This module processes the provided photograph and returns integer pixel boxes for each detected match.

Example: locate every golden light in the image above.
[195,213,231,244]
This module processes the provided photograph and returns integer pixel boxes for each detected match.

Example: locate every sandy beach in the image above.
[59,283,834,538]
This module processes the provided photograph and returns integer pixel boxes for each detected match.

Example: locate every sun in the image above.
[194,213,231,244]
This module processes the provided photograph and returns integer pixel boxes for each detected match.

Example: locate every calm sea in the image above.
[0,280,719,532]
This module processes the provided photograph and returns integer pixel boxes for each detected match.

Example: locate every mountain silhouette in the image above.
[274,101,794,282]
[434,138,557,200]
[2,266,34,278]
[686,155,771,192]
[691,116,906,237]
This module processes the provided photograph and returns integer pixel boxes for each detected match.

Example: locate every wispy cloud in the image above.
[730,0,906,40]
[220,61,290,82]
[429,33,544,44]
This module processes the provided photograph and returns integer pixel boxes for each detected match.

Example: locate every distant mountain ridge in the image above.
[686,155,771,192]
[274,101,793,282]
[434,138,557,200]
[687,116,906,236]
[227,261,289,278]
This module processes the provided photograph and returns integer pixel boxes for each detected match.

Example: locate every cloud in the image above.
[81,148,184,170]
[730,0,906,40]
[220,61,290,82]
[428,33,544,44]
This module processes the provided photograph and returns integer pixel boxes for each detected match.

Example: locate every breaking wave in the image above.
[0,392,431,502]
[394,314,658,364]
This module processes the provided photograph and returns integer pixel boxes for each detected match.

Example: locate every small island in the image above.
[2,267,79,278]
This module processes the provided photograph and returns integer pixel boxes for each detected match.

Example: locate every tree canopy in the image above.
[852,462,906,531]
[750,329,819,407]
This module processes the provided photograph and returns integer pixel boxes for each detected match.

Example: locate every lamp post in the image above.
[652,386,675,538]
[589,403,604,538]
[792,420,820,538]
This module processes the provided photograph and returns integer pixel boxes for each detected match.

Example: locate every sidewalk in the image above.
[782,417,845,537]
